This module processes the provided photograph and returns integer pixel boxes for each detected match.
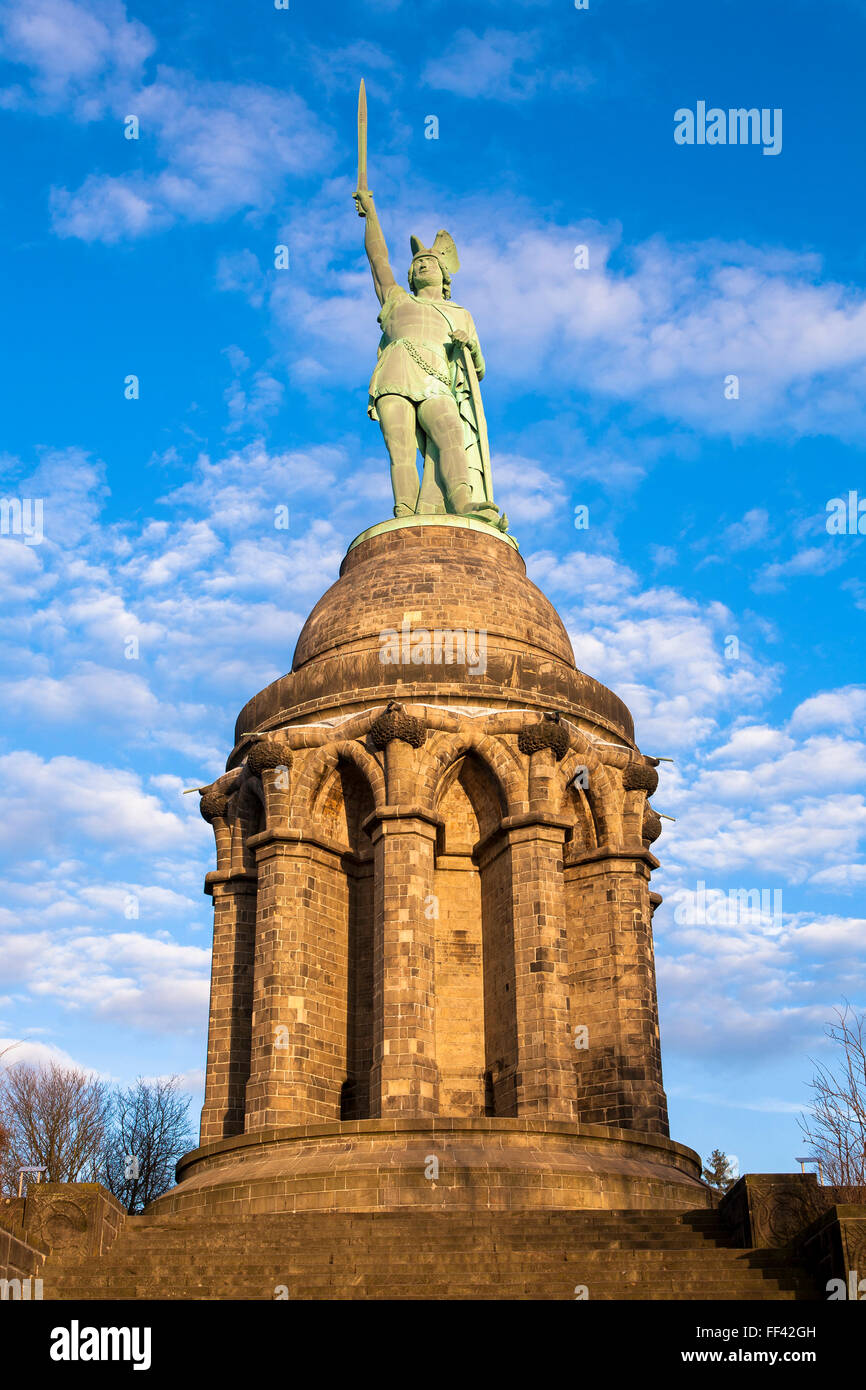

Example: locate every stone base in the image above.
[147,1119,711,1219]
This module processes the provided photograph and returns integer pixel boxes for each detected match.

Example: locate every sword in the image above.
[461,347,495,511]
[356,78,368,206]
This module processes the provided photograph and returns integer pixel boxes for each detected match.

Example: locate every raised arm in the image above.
[353,189,397,307]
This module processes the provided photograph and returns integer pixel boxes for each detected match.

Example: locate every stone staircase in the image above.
[42,1208,820,1300]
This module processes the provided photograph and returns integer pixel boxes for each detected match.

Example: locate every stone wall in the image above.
[20,1183,126,1263]
[0,1225,44,1293]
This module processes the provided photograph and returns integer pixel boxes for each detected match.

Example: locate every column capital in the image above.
[565,845,660,876]
[204,869,257,897]
[362,805,443,842]
[475,812,571,868]
[247,827,347,862]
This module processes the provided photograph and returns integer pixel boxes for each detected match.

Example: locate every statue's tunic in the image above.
[367,286,482,427]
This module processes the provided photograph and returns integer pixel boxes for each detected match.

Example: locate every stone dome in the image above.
[294,521,574,670]
[232,520,634,755]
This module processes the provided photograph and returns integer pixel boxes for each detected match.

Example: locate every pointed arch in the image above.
[557,737,622,851]
[228,778,264,874]
[304,741,385,851]
[421,729,525,820]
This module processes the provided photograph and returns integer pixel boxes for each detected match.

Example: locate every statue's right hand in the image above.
[353,188,374,218]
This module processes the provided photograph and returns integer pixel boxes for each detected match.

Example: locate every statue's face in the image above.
[412,255,443,291]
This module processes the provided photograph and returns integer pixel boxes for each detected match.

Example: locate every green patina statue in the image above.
[353,82,508,532]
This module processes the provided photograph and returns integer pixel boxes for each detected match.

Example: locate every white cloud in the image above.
[483,454,567,525]
[723,507,770,551]
[0,0,154,117]
[753,544,848,592]
[708,725,794,764]
[790,685,866,735]
[0,751,206,855]
[422,27,593,101]
[0,928,210,1033]
[809,863,866,892]
[1,0,332,240]
[52,71,332,240]
[790,913,866,954]
[0,1036,97,1073]
[528,548,775,751]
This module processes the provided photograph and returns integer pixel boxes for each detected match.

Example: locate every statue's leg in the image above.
[376,393,420,517]
[416,396,474,515]
[416,433,447,516]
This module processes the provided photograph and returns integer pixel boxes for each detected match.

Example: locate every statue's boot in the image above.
[390,460,420,518]
[446,482,504,528]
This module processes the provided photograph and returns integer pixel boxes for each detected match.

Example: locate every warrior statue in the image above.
[353,83,507,531]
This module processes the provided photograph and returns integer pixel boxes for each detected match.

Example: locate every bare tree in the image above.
[799,1001,866,1188]
[0,1059,110,1192]
[101,1076,194,1213]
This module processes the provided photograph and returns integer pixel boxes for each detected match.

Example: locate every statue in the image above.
[353,81,508,532]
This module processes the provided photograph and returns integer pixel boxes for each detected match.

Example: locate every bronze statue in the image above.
[353,81,507,531]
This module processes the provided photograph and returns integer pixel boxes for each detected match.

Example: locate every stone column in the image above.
[244,832,349,1131]
[564,849,669,1136]
[199,869,257,1143]
[503,716,577,1121]
[367,809,440,1117]
[504,816,576,1121]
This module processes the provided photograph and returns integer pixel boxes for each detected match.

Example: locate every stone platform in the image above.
[147,1119,710,1219]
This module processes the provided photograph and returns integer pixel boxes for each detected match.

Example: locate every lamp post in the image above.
[17,1165,48,1198]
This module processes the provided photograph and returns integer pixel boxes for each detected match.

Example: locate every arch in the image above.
[304,740,386,833]
[303,742,380,1122]
[229,779,264,875]
[557,737,622,851]
[435,751,504,850]
[425,743,519,1119]
[422,729,525,820]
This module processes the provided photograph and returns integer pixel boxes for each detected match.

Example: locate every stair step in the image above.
[40,1205,818,1302]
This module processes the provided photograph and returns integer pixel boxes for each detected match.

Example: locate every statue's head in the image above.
[408,252,450,299]
[408,231,459,301]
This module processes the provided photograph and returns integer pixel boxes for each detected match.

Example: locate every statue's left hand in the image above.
[450,330,475,350]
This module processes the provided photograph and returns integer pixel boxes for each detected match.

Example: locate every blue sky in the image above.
[1,0,864,1176]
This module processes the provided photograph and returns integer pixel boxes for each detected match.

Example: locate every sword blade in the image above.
[357,78,368,190]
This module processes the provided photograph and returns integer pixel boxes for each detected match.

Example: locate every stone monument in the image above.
[27,88,838,1300]
[158,86,706,1218]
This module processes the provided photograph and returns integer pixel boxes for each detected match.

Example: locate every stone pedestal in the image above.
[186,519,693,1213]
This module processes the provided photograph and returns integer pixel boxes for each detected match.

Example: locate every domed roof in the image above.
[233,520,634,750]
[293,521,574,671]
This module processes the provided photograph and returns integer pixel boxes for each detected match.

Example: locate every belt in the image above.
[390,337,453,388]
